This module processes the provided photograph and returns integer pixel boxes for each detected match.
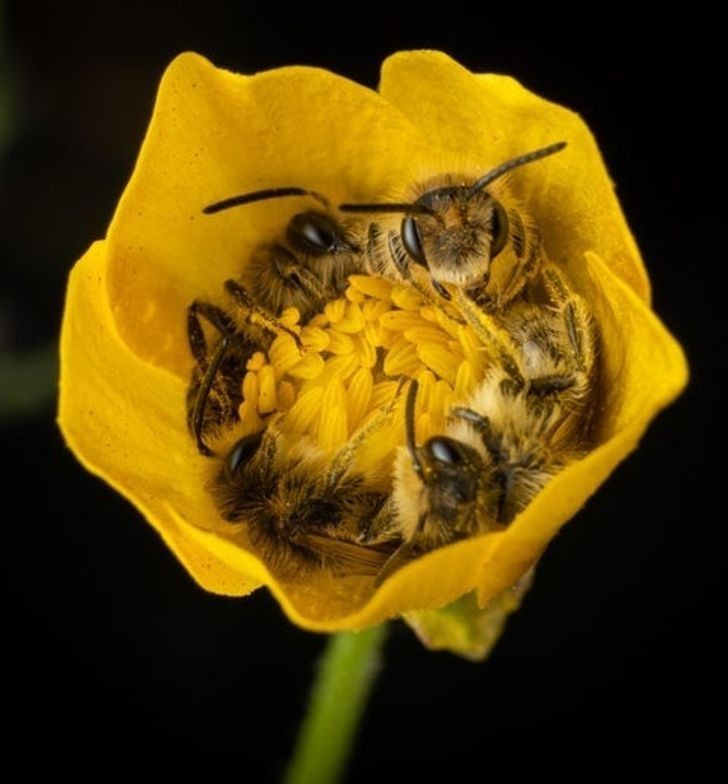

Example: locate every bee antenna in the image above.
[203,187,329,214]
[467,141,567,198]
[339,202,437,218]
[405,379,425,479]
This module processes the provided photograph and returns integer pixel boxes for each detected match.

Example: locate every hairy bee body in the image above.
[213,427,395,578]
[373,264,598,581]
[339,142,565,309]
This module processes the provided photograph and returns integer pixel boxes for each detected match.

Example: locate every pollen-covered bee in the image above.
[186,277,303,455]
[339,142,567,310]
[203,187,365,321]
[210,390,404,579]
[373,264,598,583]
[204,143,566,318]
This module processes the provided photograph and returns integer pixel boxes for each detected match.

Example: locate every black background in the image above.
[2,4,718,780]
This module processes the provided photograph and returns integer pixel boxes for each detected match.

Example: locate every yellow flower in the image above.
[58,51,687,646]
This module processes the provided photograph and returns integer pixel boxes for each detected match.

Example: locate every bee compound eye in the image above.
[425,436,466,466]
[490,201,510,259]
[401,215,428,267]
[225,432,264,476]
[287,212,340,254]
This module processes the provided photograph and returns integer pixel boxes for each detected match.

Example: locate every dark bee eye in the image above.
[425,436,466,465]
[490,201,510,259]
[287,212,342,255]
[401,215,428,267]
[225,432,263,476]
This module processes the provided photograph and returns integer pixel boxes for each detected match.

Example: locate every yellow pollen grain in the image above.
[316,378,348,451]
[383,337,422,377]
[415,369,437,418]
[417,412,433,439]
[431,379,455,430]
[349,275,394,300]
[391,285,423,310]
[455,359,478,398]
[288,352,325,380]
[334,302,365,334]
[241,370,259,409]
[363,320,385,347]
[257,364,278,414]
[277,380,296,411]
[279,307,301,328]
[346,368,373,431]
[285,386,323,433]
[245,351,267,372]
[238,400,263,434]
[370,380,402,411]
[354,424,397,482]
[308,313,329,328]
[417,343,461,385]
[345,286,366,304]
[457,324,484,368]
[404,326,453,348]
[433,308,463,339]
[268,334,303,377]
[326,329,355,354]
[300,325,330,351]
[362,298,391,321]
[315,353,361,385]
[351,332,377,369]
[379,310,430,332]
[324,298,347,323]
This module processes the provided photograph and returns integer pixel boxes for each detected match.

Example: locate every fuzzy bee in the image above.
[203,142,567,316]
[210,390,404,579]
[339,142,566,310]
[186,277,304,455]
[372,263,598,583]
[203,187,365,321]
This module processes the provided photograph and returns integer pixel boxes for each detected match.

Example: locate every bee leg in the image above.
[187,301,238,456]
[386,230,412,281]
[224,279,303,348]
[373,510,428,586]
[357,496,398,545]
[324,377,406,492]
[542,266,593,373]
[455,291,525,389]
[187,301,237,367]
[271,248,328,310]
[449,407,508,464]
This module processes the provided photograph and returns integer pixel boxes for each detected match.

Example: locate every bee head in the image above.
[395,380,486,544]
[339,141,566,298]
[400,186,510,289]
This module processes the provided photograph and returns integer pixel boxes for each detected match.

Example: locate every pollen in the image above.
[236,277,488,474]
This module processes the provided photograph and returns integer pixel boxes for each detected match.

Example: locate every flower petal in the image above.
[58,241,263,597]
[379,50,651,301]
[105,52,431,377]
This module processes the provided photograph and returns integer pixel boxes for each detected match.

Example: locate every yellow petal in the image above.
[105,52,431,378]
[58,242,263,597]
[60,56,689,635]
[379,50,651,302]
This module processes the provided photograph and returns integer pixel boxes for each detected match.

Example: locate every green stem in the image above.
[284,625,387,784]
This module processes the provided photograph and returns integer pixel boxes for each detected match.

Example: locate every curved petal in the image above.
[379,50,651,302]
[105,52,432,378]
[58,241,263,597]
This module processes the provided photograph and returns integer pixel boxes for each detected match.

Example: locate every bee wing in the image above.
[297,533,396,576]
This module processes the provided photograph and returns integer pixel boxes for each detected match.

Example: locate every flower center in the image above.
[235,275,485,486]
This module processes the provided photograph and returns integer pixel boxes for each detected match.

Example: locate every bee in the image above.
[338,141,567,310]
[204,143,566,318]
[372,263,598,583]
[210,390,403,579]
[186,277,303,455]
[203,187,365,321]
